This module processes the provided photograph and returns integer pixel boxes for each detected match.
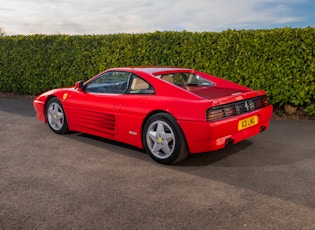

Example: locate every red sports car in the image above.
[33,67,273,164]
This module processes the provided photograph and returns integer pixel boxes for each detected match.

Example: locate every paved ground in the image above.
[0,96,315,229]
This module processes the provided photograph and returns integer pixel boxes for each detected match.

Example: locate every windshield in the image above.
[157,73,215,87]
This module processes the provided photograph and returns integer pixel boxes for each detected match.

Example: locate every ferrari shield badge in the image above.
[63,93,68,101]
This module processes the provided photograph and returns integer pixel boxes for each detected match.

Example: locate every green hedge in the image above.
[0,28,315,114]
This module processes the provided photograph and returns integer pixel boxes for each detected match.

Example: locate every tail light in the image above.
[206,96,269,122]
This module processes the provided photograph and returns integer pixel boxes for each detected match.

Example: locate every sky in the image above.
[0,0,315,35]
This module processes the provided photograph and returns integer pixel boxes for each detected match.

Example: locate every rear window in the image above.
[157,73,215,87]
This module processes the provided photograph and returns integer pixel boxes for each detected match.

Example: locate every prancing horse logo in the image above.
[244,101,250,112]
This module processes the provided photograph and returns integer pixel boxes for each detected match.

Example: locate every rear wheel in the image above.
[46,97,69,134]
[143,113,188,164]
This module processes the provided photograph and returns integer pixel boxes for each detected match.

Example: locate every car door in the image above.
[116,74,156,147]
[64,71,132,140]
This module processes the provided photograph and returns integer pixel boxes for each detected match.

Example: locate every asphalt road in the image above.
[1,96,315,229]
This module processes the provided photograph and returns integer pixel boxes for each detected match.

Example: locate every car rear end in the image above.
[178,90,273,154]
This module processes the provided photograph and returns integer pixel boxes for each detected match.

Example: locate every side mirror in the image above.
[75,81,84,91]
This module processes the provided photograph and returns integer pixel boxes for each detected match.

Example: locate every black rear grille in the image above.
[206,96,269,122]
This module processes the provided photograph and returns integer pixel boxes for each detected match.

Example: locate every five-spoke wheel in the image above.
[143,113,188,164]
[46,97,69,134]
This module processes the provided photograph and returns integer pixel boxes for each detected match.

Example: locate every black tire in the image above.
[143,113,189,164]
[46,97,69,134]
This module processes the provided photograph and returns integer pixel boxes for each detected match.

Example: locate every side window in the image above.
[85,71,131,94]
[128,75,155,94]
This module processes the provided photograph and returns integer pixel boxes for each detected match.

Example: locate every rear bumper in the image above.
[179,105,273,154]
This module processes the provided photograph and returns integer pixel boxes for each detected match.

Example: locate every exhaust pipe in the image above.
[260,126,266,132]
[225,138,234,147]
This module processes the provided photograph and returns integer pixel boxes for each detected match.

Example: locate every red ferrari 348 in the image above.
[33,67,273,164]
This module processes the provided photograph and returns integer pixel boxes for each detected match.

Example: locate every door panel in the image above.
[64,91,122,139]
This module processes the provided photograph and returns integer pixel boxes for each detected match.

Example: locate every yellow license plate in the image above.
[238,115,258,131]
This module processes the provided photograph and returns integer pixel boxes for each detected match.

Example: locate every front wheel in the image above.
[143,113,189,164]
[46,97,69,134]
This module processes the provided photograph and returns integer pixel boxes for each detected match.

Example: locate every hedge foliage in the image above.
[0,28,315,114]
